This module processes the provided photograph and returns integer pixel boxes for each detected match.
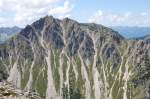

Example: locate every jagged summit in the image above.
[20,16,123,38]
[15,16,124,58]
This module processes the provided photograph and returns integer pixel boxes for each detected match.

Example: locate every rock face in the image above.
[0,16,150,99]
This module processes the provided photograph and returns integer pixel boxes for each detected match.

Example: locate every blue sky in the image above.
[0,0,150,27]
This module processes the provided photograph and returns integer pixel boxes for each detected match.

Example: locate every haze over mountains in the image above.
[0,16,150,99]
[0,27,21,43]
[112,26,150,38]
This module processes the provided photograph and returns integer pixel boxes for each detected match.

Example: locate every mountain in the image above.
[0,26,21,43]
[112,26,150,38]
[0,16,150,99]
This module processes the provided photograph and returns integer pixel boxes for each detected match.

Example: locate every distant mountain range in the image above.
[0,26,21,42]
[112,26,150,39]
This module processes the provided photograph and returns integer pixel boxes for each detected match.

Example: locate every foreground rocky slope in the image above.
[0,16,150,99]
[0,81,42,99]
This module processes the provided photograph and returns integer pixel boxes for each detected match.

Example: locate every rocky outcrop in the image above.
[0,81,43,99]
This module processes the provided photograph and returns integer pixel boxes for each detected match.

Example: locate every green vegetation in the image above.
[132,54,150,86]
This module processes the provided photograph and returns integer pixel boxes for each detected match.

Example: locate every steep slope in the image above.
[0,16,150,99]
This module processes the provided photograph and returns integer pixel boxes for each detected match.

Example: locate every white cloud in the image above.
[143,20,150,26]
[0,0,59,10]
[0,1,2,7]
[88,10,103,23]
[58,14,71,19]
[0,0,74,27]
[89,10,128,24]
[89,10,150,27]
[49,1,74,15]
[48,0,74,19]
[89,11,131,24]
[141,12,148,16]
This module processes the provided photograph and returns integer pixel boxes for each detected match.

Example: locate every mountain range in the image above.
[0,26,21,43]
[0,16,150,99]
[112,26,150,39]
